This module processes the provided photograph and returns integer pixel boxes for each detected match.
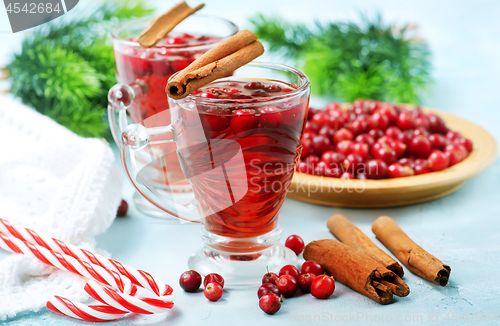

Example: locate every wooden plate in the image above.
[288,107,498,207]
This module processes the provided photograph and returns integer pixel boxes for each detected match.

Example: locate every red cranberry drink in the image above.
[108,16,238,216]
[118,62,310,284]
[175,78,309,238]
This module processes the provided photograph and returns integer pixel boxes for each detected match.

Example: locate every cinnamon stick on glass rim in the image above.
[327,214,404,277]
[372,216,451,286]
[137,1,205,48]
[303,239,410,305]
[166,30,264,100]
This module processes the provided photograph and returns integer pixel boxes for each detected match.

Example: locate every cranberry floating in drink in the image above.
[116,62,310,285]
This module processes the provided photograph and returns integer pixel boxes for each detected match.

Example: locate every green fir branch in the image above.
[252,14,432,104]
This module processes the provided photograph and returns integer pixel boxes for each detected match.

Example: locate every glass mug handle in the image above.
[107,81,148,147]
[108,84,203,224]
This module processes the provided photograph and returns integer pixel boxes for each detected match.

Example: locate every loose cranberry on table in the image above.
[204,282,223,302]
[279,265,300,281]
[262,272,279,285]
[310,275,335,299]
[179,270,202,292]
[300,261,323,276]
[203,273,224,288]
[116,199,128,217]
[284,235,304,255]
[258,283,281,299]
[276,275,298,297]
[298,273,316,293]
[259,293,282,315]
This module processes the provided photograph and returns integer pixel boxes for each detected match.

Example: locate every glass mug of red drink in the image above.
[113,62,310,284]
[108,15,238,218]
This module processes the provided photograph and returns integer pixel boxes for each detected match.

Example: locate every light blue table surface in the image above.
[1,1,500,325]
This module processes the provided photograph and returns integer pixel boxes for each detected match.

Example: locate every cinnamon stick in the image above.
[327,214,404,277]
[372,216,451,286]
[137,1,205,48]
[166,30,264,99]
[303,239,410,304]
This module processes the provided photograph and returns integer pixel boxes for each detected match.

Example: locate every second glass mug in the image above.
[110,15,238,218]
[111,62,310,285]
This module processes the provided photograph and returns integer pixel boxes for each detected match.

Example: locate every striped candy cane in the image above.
[0,220,174,322]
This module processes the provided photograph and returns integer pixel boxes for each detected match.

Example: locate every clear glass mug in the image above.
[108,15,238,218]
[111,62,310,285]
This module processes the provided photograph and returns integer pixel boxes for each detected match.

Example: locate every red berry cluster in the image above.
[258,261,335,315]
[179,270,225,302]
[298,99,473,179]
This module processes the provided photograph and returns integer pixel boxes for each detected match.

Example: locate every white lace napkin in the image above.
[0,96,122,320]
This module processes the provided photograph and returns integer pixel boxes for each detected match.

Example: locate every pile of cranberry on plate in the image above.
[297,99,473,179]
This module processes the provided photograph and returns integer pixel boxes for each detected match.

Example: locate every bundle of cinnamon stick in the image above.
[304,214,451,304]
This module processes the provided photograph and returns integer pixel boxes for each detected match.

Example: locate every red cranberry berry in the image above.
[328,115,346,130]
[244,81,264,89]
[387,163,415,178]
[276,275,298,297]
[171,59,191,72]
[390,140,407,158]
[333,128,354,144]
[446,130,462,141]
[204,282,223,301]
[285,235,305,255]
[348,119,368,135]
[262,272,279,285]
[311,275,335,299]
[343,154,364,175]
[117,199,128,217]
[429,134,446,150]
[365,159,388,179]
[130,57,152,76]
[454,138,473,152]
[203,273,224,288]
[368,129,384,139]
[367,112,390,131]
[230,109,259,136]
[351,142,370,160]
[336,140,354,156]
[396,111,415,130]
[311,113,329,128]
[259,293,282,315]
[428,151,450,171]
[300,261,323,276]
[385,126,403,140]
[258,283,280,299]
[408,135,432,158]
[355,133,375,146]
[179,270,202,292]
[311,135,331,155]
[298,273,316,293]
[258,107,283,129]
[340,172,354,179]
[429,115,448,134]
[279,265,300,281]
[371,143,397,165]
[202,107,231,131]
